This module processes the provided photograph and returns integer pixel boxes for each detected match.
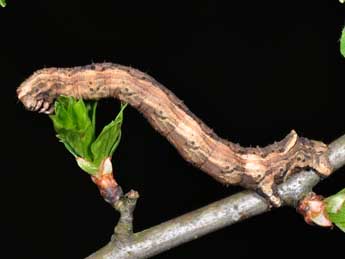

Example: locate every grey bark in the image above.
[87,134,345,259]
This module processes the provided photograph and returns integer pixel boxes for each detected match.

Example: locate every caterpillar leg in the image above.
[257,174,282,207]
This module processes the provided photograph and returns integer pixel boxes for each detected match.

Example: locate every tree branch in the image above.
[86,134,345,259]
[15,64,344,257]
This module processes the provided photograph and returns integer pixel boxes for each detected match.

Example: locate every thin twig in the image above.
[112,190,139,242]
[86,134,345,259]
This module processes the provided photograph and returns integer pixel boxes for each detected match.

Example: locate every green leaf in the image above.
[50,96,96,161]
[341,27,345,58]
[90,101,98,133]
[76,157,99,175]
[50,96,127,175]
[0,0,6,8]
[325,189,345,232]
[91,103,127,166]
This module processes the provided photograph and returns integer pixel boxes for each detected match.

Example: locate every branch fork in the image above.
[89,157,139,245]
[112,190,139,242]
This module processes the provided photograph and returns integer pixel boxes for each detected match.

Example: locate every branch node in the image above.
[112,190,140,242]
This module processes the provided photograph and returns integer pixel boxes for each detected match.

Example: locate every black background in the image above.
[1,1,345,258]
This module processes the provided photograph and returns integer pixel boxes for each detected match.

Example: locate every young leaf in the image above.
[50,96,96,160]
[76,157,99,175]
[0,0,6,8]
[50,96,127,175]
[325,189,345,232]
[340,27,345,58]
[91,103,127,166]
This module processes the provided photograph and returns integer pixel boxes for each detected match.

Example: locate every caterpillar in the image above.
[17,63,333,207]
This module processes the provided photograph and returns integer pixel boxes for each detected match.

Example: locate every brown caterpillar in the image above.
[17,63,333,207]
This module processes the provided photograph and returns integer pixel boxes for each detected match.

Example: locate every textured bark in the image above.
[86,134,345,259]
[17,63,333,206]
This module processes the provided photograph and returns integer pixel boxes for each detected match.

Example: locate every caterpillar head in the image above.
[17,68,61,114]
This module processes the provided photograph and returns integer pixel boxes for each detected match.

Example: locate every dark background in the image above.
[1,0,345,258]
